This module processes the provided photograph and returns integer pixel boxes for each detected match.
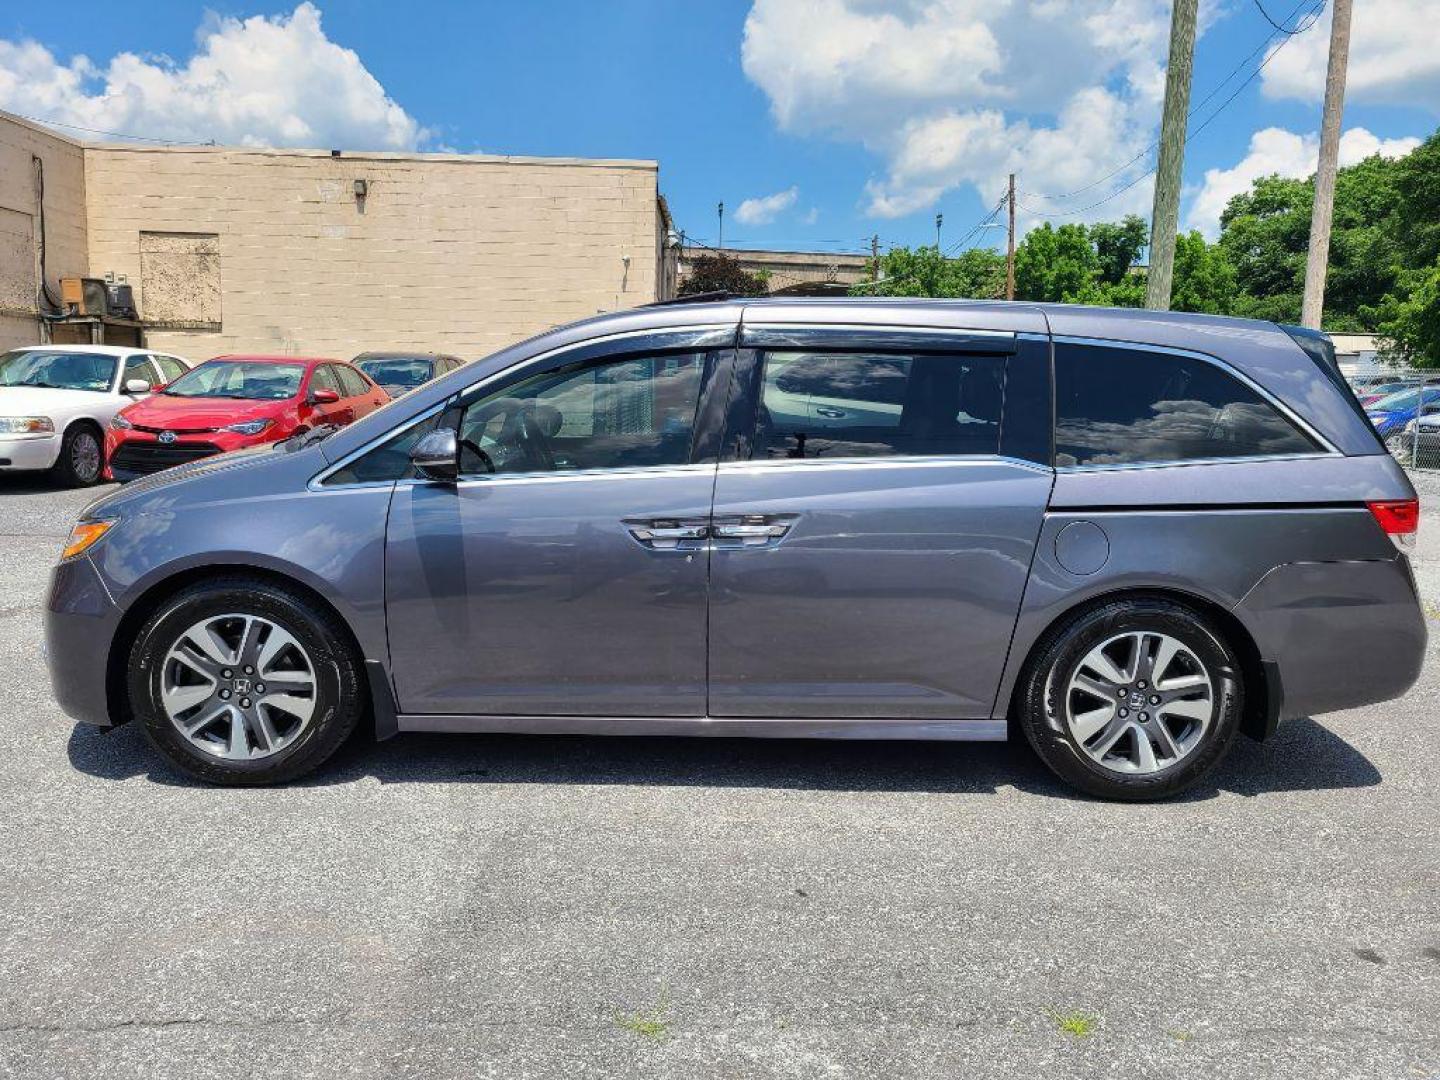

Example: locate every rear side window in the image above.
[1054,343,1318,467]
[752,351,1005,460]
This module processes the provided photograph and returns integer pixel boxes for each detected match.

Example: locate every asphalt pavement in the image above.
[1,470,1438,1079]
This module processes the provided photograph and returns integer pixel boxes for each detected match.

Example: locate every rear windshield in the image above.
[356,358,433,388]
[0,349,116,392]
[162,361,305,400]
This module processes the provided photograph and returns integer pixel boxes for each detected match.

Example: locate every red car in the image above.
[106,355,388,481]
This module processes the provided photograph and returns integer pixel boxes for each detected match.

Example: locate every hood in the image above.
[121,393,290,430]
[0,385,110,413]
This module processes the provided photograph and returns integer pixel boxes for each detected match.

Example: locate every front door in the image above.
[385,342,729,717]
[707,332,1053,720]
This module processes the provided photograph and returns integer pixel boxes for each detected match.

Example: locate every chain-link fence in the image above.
[1387,424,1440,472]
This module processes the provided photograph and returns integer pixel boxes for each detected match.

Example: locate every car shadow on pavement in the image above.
[67,714,1380,801]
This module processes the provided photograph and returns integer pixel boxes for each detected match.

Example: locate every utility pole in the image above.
[1301,0,1353,329]
[717,202,724,251]
[1006,173,1017,301]
[935,213,944,250]
[871,234,881,282]
[1144,0,1199,311]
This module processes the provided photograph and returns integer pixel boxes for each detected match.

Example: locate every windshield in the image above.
[356,358,433,388]
[1370,387,1440,412]
[163,361,305,400]
[0,350,117,392]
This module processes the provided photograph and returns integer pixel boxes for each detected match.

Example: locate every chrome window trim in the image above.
[1052,334,1340,459]
[740,322,1020,353]
[311,323,736,490]
[1054,451,1340,474]
[717,454,1053,476]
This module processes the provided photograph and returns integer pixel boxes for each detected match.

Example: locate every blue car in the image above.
[1367,385,1440,438]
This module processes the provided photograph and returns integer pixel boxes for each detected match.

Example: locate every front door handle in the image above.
[624,519,709,550]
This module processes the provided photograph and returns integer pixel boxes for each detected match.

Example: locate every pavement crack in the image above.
[0,1011,351,1035]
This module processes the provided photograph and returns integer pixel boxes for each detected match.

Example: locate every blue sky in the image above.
[2,1,1435,256]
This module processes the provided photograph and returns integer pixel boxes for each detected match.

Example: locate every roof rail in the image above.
[643,290,733,307]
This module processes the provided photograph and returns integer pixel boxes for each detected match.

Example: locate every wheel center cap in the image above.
[1128,691,1146,708]
[232,677,252,695]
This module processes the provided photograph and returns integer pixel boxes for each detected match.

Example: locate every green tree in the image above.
[1377,130,1440,366]
[679,253,769,297]
[851,245,1004,298]
[1170,230,1238,315]
[1090,215,1148,285]
[1014,223,1100,302]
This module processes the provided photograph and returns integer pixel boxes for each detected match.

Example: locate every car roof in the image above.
[353,351,451,361]
[9,344,144,356]
[209,354,338,365]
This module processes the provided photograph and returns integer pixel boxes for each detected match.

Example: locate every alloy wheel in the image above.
[1062,630,1214,775]
[160,613,318,761]
[71,431,101,483]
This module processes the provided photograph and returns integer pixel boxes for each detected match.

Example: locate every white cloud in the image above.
[0,3,427,150]
[734,185,800,225]
[1262,0,1440,111]
[801,206,820,225]
[741,0,1181,225]
[1186,125,1422,236]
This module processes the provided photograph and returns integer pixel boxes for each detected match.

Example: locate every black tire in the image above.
[1015,598,1243,801]
[50,422,104,487]
[128,577,366,785]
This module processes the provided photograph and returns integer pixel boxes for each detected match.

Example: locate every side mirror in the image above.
[410,428,459,482]
[124,378,152,395]
[309,388,340,405]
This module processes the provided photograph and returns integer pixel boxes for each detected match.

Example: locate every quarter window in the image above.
[1053,343,1318,466]
[457,352,706,476]
[751,351,1005,460]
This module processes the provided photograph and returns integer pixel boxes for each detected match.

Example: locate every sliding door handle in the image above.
[712,515,796,548]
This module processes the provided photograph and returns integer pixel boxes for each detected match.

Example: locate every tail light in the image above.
[1368,499,1419,552]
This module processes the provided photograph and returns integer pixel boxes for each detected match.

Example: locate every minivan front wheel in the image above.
[128,578,365,785]
[1017,599,1242,801]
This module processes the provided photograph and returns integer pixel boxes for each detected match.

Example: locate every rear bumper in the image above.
[45,554,122,727]
[0,433,61,471]
[1236,556,1427,720]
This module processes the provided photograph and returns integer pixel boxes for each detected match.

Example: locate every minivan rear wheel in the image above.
[128,577,365,785]
[1016,598,1242,801]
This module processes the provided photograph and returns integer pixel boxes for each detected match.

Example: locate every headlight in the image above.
[222,419,273,436]
[60,519,116,561]
[0,416,55,434]
[110,414,133,430]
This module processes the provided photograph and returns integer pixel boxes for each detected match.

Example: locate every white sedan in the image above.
[0,345,194,486]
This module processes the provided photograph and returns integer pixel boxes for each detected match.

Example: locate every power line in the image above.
[1019,0,1323,204]
[2,109,192,145]
[1013,0,1325,220]
[1253,0,1316,34]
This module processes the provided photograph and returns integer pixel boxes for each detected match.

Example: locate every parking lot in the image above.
[0,473,1437,1079]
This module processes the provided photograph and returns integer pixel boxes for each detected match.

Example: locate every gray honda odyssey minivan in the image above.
[46,300,1426,799]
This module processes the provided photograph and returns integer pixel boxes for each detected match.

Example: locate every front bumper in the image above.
[105,429,260,481]
[0,433,61,471]
[45,553,122,727]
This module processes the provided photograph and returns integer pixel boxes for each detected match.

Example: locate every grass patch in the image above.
[1049,1008,1101,1039]
[616,993,672,1041]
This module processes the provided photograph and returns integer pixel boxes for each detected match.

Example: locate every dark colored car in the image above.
[1365,384,1440,439]
[106,355,389,480]
[353,352,466,399]
[47,300,1425,800]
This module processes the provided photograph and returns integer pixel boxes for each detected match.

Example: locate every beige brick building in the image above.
[0,109,670,360]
